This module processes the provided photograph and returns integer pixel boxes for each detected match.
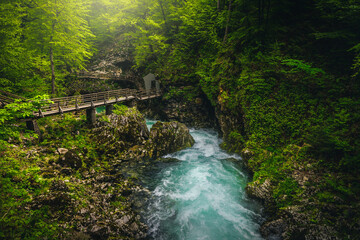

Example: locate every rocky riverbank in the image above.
[216,107,360,240]
[0,106,194,239]
[144,94,360,240]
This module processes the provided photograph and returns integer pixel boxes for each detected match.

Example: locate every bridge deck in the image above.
[35,88,160,118]
[37,94,159,117]
[1,88,161,119]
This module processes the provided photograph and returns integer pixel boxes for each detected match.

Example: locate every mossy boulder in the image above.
[58,150,82,169]
[93,106,194,160]
[92,107,149,154]
[145,121,195,158]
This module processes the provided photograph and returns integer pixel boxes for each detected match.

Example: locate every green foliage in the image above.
[100,115,111,123]
[113,104,129,116]
[221,131,245,154]
[273,177,303,207]
[0,0,95,95]
[0,147,57,239]
[281,59,326,76]
[0,95,51,147]
[163,86,201,102]
[39,113,98,162]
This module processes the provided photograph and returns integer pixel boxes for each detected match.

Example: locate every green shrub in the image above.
[113,104,129,115]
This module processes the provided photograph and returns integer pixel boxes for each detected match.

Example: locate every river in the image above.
[143,120,264,240]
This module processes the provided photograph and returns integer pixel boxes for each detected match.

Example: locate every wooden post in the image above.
[86,108,96,126]
[26,120,42,141]
[75,99,80,111]
[38,109,44,118]
[106,105,114,115]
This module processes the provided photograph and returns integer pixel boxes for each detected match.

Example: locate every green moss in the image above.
[222,131,245,154]
[273,177,303,207]
[113,104,129,115]
[163,86,201,103]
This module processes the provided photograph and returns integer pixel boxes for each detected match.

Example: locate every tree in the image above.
[24,0,95,95]
[0,0,42,95]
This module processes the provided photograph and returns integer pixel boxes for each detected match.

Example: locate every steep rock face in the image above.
[215,104,343,240]
[66,37,140,95]
[146,121,195,158]
[246,179,273,202]
[215,101,246,152]
[161,97,216,128]
[138,95,217,129]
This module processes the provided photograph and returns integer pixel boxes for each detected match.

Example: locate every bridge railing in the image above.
[0,95,16,104]
[0,90,27,107]
[38,88,160,115]
[77,71,129,79]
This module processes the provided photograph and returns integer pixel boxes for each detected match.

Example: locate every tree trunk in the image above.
[50,21,56,95]
[217,0,220,10]
[223,0,232,43]
[158,0,166,23]
[265,0,271,31]
[50,45,55,95]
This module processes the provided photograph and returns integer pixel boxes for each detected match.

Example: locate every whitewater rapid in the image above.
[144,121,264,240]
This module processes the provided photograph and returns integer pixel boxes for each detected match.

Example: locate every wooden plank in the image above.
[33,88,161,118]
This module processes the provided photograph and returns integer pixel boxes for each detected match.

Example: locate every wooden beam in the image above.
[86,108,96,126]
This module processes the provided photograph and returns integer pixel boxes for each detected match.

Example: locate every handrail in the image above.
[0,95,15,103]
[0,90,26,100]
[36,88,161,117]
[76,71,134,81]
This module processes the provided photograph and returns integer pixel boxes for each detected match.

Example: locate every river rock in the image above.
[58,150,82,169]
[146,121,195,158]
[260,219,286,240]
[246,178,273,202]
[155,157,181,163]
[57,147,69,155]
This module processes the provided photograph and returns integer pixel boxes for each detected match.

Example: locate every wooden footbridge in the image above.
[35,88,160,118]
[12,88,161,132]
[0,89,26,107]
[76,71,134,82]
[1,73,161,133]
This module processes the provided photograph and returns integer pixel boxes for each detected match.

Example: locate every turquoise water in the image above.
[146,119,158,130]
[144,126,264,240]
[96,106,106,113]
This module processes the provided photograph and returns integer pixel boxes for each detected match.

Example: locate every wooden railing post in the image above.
[91,95,95,108]
[75,98,80,111]
[38,109,44,118]
[58,102,63,114]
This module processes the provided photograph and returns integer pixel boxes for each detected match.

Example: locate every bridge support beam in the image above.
[106,105,114,115]
[86,108,96,126]
[26,120,42,141]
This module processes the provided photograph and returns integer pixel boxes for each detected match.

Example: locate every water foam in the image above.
[145,128,264,240]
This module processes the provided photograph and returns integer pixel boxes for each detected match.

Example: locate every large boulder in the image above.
[93,106,194,160]
[93,107,149,155]
[146,121,195,158]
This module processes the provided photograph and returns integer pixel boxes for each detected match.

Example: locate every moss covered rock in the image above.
[146,121,195,158]
[92,107,149,155]
[92,106,194,160]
